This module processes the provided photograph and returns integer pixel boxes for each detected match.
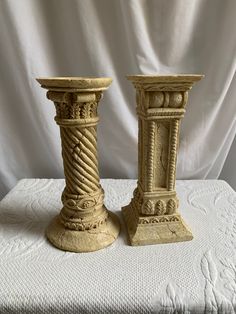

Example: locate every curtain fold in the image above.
[0,0,235,198]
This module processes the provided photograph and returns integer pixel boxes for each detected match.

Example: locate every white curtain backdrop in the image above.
[0,0,236,199]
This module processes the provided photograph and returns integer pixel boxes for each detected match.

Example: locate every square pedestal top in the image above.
[127,74,204,83]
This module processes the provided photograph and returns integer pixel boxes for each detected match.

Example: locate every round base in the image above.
[46,211,120,253]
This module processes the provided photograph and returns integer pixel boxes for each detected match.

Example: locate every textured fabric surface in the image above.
[0,179,236,313]
[0,0,236,199]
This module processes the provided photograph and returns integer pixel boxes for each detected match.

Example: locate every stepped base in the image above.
[122,205,193,246]
[46,210,120,252]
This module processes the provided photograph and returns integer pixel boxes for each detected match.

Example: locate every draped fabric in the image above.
[0,0,235,198]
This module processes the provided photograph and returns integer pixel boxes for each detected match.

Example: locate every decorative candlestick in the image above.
[37,77,120,252]
[122,75,203,246]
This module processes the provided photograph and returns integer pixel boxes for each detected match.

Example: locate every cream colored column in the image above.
[122,74,203,246]
[37,77,120,252]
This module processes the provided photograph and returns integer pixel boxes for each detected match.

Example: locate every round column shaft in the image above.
[37,77,120,252]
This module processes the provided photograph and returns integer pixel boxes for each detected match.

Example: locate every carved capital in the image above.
[136,90,188,120]
[46,91,100,124]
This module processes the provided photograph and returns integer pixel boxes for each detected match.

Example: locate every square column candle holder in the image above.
[122,74,203,246]
[37,77,120,252]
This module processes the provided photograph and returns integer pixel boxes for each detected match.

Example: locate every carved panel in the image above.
[153,122,170,189]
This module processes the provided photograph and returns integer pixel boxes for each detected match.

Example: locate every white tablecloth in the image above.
[0,179,236,313]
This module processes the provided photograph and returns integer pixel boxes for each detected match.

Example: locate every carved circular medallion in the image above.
[149,92,164,108]
[169,92,183,108]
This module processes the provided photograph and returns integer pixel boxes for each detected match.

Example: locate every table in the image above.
[0,179,236,313]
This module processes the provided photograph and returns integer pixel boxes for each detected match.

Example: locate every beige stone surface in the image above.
[36,77,120,252]
[122,74,203,246]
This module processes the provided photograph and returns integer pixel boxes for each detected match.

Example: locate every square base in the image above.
[122,204,193,246]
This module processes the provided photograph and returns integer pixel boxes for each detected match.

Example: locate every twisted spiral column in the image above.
[60,126,100,195]
[37,77,120,252]
[54,102,108,231]
[58,120,109,231]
